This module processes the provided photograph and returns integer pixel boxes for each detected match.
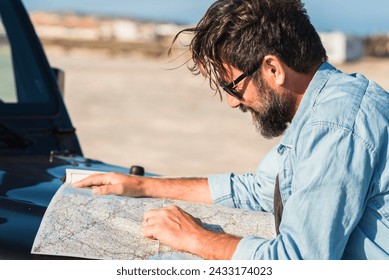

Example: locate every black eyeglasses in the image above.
[220,66,260,100]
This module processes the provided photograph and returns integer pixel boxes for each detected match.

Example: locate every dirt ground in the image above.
[45,47,389,176]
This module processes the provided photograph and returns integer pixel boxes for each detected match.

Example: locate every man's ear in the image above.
[261,55,286,86]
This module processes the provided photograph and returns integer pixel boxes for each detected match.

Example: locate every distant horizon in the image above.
[23,0,389,36]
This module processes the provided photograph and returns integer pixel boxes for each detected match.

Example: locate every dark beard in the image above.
[240,79,296,139]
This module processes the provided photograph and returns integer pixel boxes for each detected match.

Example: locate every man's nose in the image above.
[225,93,242,108]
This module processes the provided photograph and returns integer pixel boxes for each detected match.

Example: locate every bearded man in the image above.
[75,0,389,260]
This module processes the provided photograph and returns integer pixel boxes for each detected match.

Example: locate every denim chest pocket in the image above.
[277,144,294,203]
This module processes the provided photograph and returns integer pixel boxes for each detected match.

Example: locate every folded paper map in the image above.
[31,169,275,259]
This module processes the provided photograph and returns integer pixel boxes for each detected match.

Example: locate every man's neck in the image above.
[289,63,322,114]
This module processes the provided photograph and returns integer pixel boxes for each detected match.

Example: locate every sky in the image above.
[22,0,389,35]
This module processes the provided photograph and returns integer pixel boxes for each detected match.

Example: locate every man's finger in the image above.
[72,173,109,188]
[143,223,157,240]
[143,209,160,221]
[142,213,159,240]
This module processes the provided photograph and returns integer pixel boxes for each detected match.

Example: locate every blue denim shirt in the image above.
[208,62,389,259]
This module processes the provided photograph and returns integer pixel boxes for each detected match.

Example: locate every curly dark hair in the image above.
[172,0,327,95]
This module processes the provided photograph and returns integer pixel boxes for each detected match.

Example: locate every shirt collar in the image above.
[280,62,336,148]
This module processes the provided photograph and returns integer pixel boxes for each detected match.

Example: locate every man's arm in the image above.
[73,173,213,204]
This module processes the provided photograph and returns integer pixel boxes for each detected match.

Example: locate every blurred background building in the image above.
[30,12,191,58]
[30,11,389,63]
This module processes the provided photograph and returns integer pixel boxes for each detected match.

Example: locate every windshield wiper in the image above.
[0,123,33,148]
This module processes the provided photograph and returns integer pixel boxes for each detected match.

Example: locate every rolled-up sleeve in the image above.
[231,236,269,259]
[207,145,279,213]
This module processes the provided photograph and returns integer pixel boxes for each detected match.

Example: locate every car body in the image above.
[0,0,147,259]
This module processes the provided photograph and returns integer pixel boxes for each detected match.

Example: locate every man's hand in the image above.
[73,172,145,197]
[143,205,241,259]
